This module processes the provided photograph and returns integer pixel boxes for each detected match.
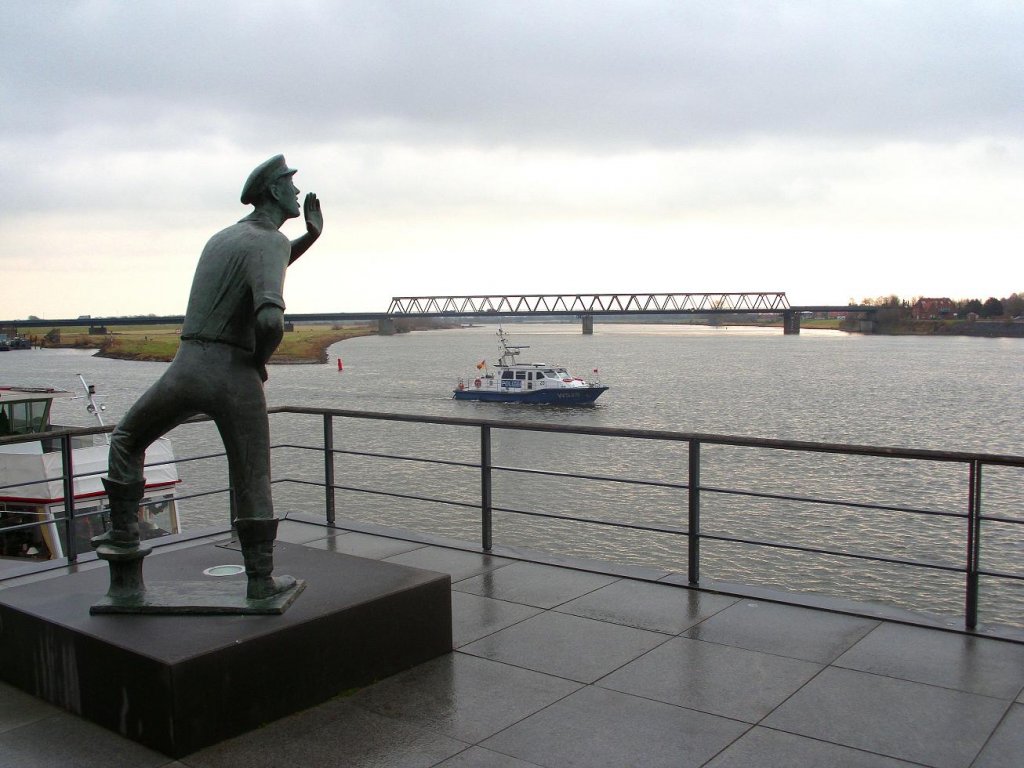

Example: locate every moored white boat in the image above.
[453,327,608,404]
[0,380,180,562]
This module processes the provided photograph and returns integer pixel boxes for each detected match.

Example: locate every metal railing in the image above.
[3,409,1022,633]
[271,406,1023,633]
[0,421,224,563]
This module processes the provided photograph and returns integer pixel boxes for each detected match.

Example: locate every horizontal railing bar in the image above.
[277,441,693,492]
[270,406,1024,467]
[4,491,191,543]
[494,464,690,492]
[274,443,477,471]
[0,413,216,447]
[0,451,229,497]
[281,478,477,511]
[700,485,965,520]
[978,568,1024,581]
[281,475,968,577]
[278,476,692,537]
[694,530,963,572]
[977,514,1024,525]
[6,409,1022,468]
[498,465,963,521]
[489,504,692,538]
[272,441,966,522]
[482,504,962,573]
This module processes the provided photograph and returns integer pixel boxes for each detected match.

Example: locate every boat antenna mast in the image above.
[75,374,110,444]
[496,326,529,368]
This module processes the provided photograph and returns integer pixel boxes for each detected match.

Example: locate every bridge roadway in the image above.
[1,293,875,336]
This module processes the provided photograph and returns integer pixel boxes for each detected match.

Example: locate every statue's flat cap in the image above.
[240,154,297,205]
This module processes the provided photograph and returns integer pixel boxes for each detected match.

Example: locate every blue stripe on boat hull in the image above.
[452,386,608,404]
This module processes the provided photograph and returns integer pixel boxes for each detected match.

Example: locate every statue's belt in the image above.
[179,335,254,354]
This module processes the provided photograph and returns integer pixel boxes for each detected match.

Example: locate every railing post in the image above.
[481,425,493,551]
[324,414,336,526]
[60,434,78,563]
[688,439,700,585]
[965,459,982,630]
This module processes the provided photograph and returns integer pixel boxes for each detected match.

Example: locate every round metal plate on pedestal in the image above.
[203,565,245,577]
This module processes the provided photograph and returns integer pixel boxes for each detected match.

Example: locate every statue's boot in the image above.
[91,477,145,550]
[235,517,297,600]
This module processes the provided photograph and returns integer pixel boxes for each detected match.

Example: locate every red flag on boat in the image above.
[476,360,486,369]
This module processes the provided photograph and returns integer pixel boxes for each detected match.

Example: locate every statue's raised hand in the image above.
[304,193,323,238]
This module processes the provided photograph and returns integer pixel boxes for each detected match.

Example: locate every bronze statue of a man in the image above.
[95,155,323,600]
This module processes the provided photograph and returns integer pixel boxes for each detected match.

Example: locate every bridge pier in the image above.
[782,311,801,335]
[581,314,594,335]
[378,317,395,335]
[858,319,876,334]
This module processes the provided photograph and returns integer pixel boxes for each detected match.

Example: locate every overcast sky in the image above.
[2,1,1021,319]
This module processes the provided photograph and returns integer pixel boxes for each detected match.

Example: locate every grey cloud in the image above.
[3,1,1022,152]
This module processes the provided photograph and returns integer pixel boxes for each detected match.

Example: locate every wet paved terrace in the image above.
[1,518,1022,768]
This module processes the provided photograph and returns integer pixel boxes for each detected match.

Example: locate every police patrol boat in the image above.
[453,327,608,404]
[0,378,180,563]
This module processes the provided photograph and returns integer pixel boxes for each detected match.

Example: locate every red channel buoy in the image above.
[337,358,343,371]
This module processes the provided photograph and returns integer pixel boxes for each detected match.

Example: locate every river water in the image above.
[3,324,1022,629]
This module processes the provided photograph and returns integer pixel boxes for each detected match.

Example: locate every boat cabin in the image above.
[0,386,180,563]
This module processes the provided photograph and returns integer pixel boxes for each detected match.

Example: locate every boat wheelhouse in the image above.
[453,328,608,404]
[0,382,180,562]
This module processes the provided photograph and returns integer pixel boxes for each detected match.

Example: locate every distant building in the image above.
[912,297,955,320]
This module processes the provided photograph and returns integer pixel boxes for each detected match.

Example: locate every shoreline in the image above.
[12,319,1024,362]
[44,325,381,364]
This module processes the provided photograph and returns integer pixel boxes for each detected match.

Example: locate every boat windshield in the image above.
[0,398,52,436]
[541,370,557,378]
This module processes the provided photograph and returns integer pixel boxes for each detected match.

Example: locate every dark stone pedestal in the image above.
[0,541,452,758]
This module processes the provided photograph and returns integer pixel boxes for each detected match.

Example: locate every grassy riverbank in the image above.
[26,323,378,363]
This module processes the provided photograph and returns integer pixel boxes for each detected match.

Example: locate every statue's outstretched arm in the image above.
[289,193,323,264]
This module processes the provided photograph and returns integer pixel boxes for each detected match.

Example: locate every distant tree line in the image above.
[850,293,1023,319]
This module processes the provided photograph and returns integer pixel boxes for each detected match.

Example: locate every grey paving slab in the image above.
[762,666,1010,768]
[598,636,823,722]
[302,531,426,559]
[453,561,618,608]
[0,711,170,768]
[973,703,1024,768]
[451,591,543,648]
[460,610,667,683]
[0,558,106,589]
[0,682,61,734]
[274,520,336,545]
[384,546,513,581]
[481,685,749,768]
[433,746,545,767]
[834,622,1024,699]
[185,699,466,768]
[683,599,879,662]
[704,726,921,767]
[348,652,579,743]
[556,579,737,634]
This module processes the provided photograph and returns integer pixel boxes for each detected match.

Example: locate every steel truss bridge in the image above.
[2,293,874,336]
[386,293,872,334]
[387,292,791,315]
